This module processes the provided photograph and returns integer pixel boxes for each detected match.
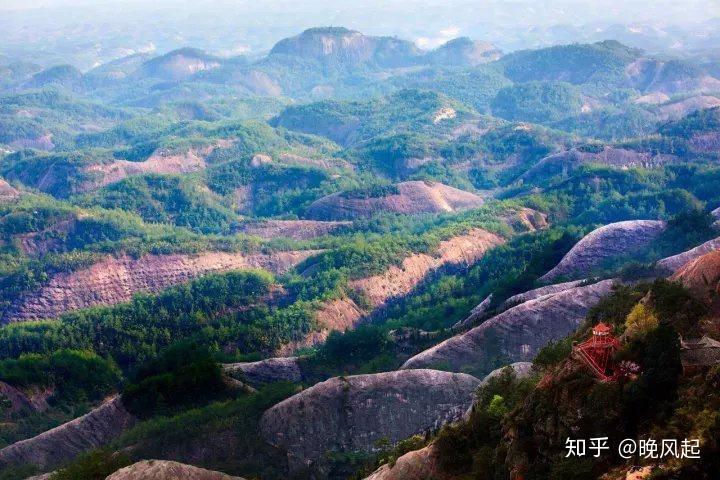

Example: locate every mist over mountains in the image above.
[1,0,719,68]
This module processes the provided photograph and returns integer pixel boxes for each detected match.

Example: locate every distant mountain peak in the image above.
[269,26,422,68]
[430,37,502,66]
[140,47,222,80]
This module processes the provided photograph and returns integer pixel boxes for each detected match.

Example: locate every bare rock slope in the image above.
[237,219,350,240]
[279,228,506,355]
[0,178,19,201]
[657,236,720,274]
[0,396,135,471]
[82,145,217,191]
[106,460,244,480]
[305,181,484,220]
[520,147,676,184]
[223,357,305,388]
[351,228,505,309]
[541,220,666,281]
[5,250,316,322]
[260,369,480,470]
[401,279,616,375]
[670,250,720,306]
[363,444,450,480]
[501,280,584,309]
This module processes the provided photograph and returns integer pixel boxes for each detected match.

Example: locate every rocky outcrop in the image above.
[237,219,351,240]
[269,27,422,68]
[541,220,666,281]
[401,279,616,375]
[501,280,584,308]
[362,364,532,480]
[139,48,222,80]
[363,444,449,480]
[453,294,493,330]
[0,178,19,201]
[670,250,720,305]
[278,228,506,355]
[106,460,245,480]
[305,181,485,220]
[520,148,676,184]
[81,142,232,191]
[0,381,46,417]
[0,396,135,471]
[5,250,317,322]
[260,369,480,470]
[223,357,305,388]
[352,228,504,309]
[656,236,720,274]
[480,362,534,385]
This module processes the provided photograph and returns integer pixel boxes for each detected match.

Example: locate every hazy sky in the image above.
[2,0,719,68]
[2,0,718,23]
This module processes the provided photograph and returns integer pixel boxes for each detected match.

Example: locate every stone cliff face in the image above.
[363,444,450,480]
[540,220,666,281]
[401,279,616,375]
[106,460,245,480]
[4,250,317,322]
[670,250,720,306]
[305,181,485,220]
[0,381,48,417]
[501,280,584,309]
[260,369,480,471]
[0,396,135,471]
[657,236,720,274]
[269,27,422,68]
[223,357,305,388]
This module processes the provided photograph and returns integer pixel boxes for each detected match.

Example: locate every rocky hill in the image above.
[268,27,422,68]
[138,48,223,80]
[427,37,502,66]
[670,250,720,306]
[223,357,305,388]
[305,181,485,220]
[0,396,135,471]
[656,235,720,273]
[0,178,19,201]
[401,279,616,375]
[351,228,504,308]
[279,227,508,354]
[81,143,229,191]
[106,460,245,480]
[500,280,584,309]
[540,220,666,281]
[260,369,480,471]
[519,147,677,184]
[363,443,449,480]
[5,250,316,322]
[627,58,720,95]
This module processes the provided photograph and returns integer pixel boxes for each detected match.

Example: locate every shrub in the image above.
[122,343,227,418]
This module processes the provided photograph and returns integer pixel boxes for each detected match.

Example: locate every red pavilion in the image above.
[572,322,621,381]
